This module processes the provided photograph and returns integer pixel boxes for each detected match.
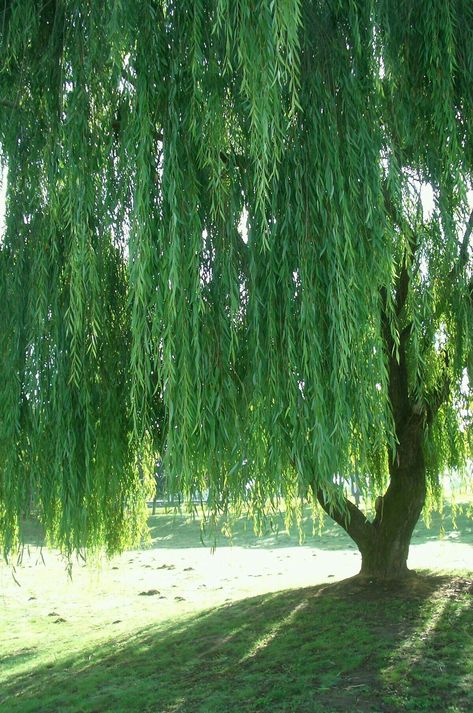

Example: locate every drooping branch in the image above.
[457,208,473,272]
[381,176,421,328]
[425,349,451,424]
[441,208,473,288]
[379,286,394,355]
[395,256,410,317]
[0,99,21,111]
[310,482,372,549]
[431,208,473,325]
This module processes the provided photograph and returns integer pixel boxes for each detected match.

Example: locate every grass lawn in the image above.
[0,503,472,712]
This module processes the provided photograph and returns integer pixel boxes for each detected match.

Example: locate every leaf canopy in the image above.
[1,0,472,556]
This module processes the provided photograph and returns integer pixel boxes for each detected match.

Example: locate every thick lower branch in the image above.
[310,482,372,550]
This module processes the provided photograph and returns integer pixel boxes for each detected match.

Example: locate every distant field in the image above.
[1,503,472,712]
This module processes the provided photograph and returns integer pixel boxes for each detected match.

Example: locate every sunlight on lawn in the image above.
[1,504,472,712]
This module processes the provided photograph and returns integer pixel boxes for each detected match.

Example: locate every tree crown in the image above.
[1,0,472,556]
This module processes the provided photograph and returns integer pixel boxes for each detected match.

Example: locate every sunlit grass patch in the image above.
[1,504,472,712]
[1,575,472,713]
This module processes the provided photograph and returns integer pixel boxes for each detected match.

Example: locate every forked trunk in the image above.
[314,227,437,579]
[313,416,426,581]
[358,416,426,580]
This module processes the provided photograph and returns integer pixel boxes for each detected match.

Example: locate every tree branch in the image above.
[433,208,473,323]
[310,482,372,549]
[395,255,410,316]
[380,286,397,357]
[0,99,21,111]
[382,181,420,319]
[443,208,473,286]
[425,349,450,424]
[457,208,473,272]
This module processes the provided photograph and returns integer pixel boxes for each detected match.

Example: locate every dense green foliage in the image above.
[1,0,472,556]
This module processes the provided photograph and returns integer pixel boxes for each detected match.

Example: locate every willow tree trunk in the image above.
[349,278,427,579]
[313,406,427,580]
[312,384,426,579]
[357,416,426,579]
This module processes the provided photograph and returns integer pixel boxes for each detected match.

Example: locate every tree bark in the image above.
[347,246,426,579]
[312,405,426,580]
[358,415,426,579]
[311,216,437,579]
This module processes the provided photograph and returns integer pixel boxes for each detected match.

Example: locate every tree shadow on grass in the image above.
[384,577,473,712]
[2,574,472,713]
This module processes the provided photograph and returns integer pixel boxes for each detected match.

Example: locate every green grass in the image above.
[1,503,472,713]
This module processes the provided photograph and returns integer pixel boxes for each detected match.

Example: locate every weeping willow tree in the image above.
[1,0,472,578]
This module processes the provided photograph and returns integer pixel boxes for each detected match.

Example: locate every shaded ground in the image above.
[1,574,472,713]
[1,503,472,712]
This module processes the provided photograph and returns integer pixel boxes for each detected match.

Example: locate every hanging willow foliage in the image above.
[0,0,472,558]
